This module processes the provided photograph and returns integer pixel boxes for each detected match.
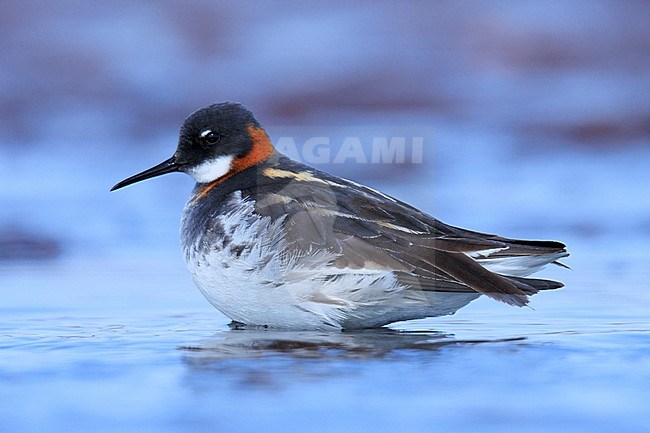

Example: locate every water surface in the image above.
[2,240,649,432]
[1,1,649,432]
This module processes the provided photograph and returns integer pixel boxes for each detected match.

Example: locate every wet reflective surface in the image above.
[2,244,650,432]
[2,1,650,432]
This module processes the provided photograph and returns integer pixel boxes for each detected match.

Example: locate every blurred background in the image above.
[2,0,647,261]
[1,1,649,432]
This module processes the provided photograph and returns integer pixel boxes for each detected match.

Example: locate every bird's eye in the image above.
[200,130,221,145]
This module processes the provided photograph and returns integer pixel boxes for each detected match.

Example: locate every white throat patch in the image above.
[187,155,234,183]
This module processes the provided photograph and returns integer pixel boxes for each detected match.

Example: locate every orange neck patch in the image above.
[190,124,275,204]
[231,125,275,174]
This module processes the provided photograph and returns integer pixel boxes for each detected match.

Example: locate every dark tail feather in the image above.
[489,238,567,257]
[431,250,530,307]
[504,275,564,296]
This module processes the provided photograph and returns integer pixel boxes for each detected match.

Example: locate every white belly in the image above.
[181,192,478,330]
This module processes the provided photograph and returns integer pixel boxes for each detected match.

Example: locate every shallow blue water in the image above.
[2,235,650,432]
[2,1,650,432]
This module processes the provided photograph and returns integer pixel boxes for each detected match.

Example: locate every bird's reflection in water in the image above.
[179,326,525,389]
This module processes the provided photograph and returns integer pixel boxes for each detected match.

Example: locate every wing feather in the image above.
[252,163,567,306]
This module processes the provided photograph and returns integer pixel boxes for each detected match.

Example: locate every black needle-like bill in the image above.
[110,156,182,191]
